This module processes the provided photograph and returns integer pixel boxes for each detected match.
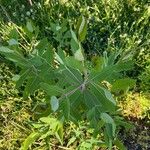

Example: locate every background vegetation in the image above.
[0,0,150,150]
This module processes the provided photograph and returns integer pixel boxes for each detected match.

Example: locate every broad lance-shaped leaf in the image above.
[89,60,133,82]
[35,38,54,64]
[76,16,87,42]
[26,21,34,32]
[60,89,83,122]
[111,78,136,94]
[40,83,64,96]
[40,117,58,124]
[8,39,19,46]
[114,138,127,150]
[20,132,41,150]
[101,113,116,147]
[0,46,30,67]
[40,116,63,143]
[62,98,70,121]
[70,29,85,62]
[23,76,40,99]
[101,113,116,137]
[101,113,114,124]
[55,52,64,64]
[71,38,79,54]
[50,96,59,112]
[74,49,84,61]
[71,29,78,44]
[65,56,84,72]
[36,38,48,56]
[15,68,31,88]
[70,29,80,54]
[62,66,83,84]
[89,82,116,112]
[83,89,102,109]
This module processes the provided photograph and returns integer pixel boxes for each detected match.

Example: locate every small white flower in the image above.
[26,11,31,16]
[22,5,25,9]
[32,16,35,20]
[12,12,16,17]
[136,40,142,44]
[21,14,24,18]
[37,2,41,8]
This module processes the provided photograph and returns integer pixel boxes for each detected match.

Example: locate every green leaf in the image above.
[40,130,52,140]
[83,89,102,109]
[36,38,48,56]
[67,136,76,147]
[20,132,40,150]
[16,69,31,88]
[8,39,19,46]
[111,78,136,94]
[43,44,54,64]
[70,29,78,44]
[50,96,59,112]
[40,83,64,96]
[40,117,56,124]
[102,87,116,105]
[55,131,63,145]
[107,52,119,66]
[65,56,84,72]
[71,38,79,54]
[114,138,127,150]
[62,66,83,84]
[55,52,64,64]
[0,46,29,67]
[35,39,54,64]
[76,16,87,42]
[62,98,70,120]
[23,76,39,99]
[89,61,133,82]
[101,113,114,124]
[89,83,116,112]
[70,29,84,61]
[12,75,20,81]
[89,65,116,82]
[56,123,64,144]
[26,21,34,32]
[70,29,82,56]
[74,49,84,61]
[115,60,133,72]
[92,56,105,71]
[9,28,18,39]
[101,113,116,138]
[58,47,65,61]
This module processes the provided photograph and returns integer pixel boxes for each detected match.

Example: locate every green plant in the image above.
[138,62,150,92]
[0,18,135,150]
[119,92,150,119]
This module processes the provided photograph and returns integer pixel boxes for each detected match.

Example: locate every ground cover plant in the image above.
[0,0,150,150]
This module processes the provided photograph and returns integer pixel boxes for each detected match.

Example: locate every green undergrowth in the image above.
[0,63,31,150]
[0,63,149,150]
